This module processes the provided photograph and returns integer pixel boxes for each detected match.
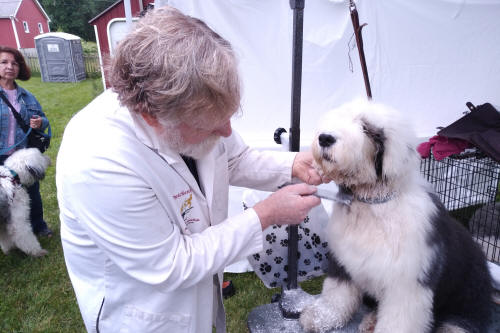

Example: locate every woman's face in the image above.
[0,52,20,81]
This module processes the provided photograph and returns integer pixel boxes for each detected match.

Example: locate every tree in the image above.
[39,0,117,41]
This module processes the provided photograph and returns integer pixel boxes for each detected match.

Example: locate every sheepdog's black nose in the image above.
[318,133,336,147]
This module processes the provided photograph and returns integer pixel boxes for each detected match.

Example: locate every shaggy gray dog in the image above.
[299,99,492,333]
[0,148,50,257]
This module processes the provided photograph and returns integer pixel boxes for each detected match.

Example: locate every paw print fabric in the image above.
[243,189,331,288]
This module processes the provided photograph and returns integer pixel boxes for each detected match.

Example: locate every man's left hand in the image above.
[292,152,330,185]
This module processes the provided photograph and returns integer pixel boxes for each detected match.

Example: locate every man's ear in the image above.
[141,113,160,127]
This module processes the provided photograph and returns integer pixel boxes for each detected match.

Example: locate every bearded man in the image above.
[57,6,324,333]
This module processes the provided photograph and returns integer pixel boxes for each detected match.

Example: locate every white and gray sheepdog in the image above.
[299,99,492,333]
[0,148,50,257]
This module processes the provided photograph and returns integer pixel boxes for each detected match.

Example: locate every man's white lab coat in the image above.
[56,90,296,333]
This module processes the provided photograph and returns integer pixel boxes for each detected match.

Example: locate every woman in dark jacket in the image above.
[0,45,52,237]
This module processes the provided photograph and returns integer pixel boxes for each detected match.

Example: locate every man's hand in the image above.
[292,151,330,185]
[253,183,321,230]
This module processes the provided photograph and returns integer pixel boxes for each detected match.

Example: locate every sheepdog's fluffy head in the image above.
[312,99,420,194]
[4,148,51,186]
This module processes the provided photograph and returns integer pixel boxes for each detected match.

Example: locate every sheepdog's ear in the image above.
[361,118,386,179]
[0,190,10,225]
[360,103,420,183]
[27,165,46,181]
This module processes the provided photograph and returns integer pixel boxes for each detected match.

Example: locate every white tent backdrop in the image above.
[162,0,500,272]
[166,0,500,145]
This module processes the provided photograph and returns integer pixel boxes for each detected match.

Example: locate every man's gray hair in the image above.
[109,6,241,126]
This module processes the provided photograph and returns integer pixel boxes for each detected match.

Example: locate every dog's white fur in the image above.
[299,99,491,333]
[0,148,50,257]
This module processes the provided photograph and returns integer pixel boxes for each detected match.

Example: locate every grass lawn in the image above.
[0,75,325,332]
[0,75,105,333]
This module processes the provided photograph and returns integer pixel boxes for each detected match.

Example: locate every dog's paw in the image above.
[358,311,377,332]
[33,249,48,257]
[299,298,348,333]
[0,240,13,254]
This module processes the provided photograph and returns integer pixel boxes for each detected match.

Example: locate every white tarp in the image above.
[162,0,500,273]
[165,0,500,146]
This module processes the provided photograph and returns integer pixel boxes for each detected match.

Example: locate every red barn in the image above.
[89,0,154,87]
[0,0,51,49]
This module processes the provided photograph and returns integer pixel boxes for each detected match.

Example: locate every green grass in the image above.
[0,75,104,333]
[81,41,98,55]
[0,74,325,332]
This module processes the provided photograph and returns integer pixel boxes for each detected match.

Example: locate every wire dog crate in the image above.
[420,149,500,264]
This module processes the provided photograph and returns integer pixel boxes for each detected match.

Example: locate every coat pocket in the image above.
[120,305,191,333]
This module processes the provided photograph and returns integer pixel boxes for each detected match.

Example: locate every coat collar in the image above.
[129,110,180,165]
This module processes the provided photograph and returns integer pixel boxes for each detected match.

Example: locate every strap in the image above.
[0,92,30,133]
[349,0,372,99]
[0,91,52,141]
[0,92,32,154]
[0,128,31,155]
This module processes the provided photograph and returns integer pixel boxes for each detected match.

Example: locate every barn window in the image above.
[38,23,43,33]
[23,21,29,33]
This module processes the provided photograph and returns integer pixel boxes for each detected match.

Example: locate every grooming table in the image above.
[248,301,367,333]
[248,295,500,333]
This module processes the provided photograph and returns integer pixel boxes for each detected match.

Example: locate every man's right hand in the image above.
[253,183,321,230]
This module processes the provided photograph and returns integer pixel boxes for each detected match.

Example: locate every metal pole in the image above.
[286,0,305,291]
[124,0,133,31]
[249,2,318,328]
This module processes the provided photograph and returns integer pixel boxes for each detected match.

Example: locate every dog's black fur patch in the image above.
[0,190,10,226]
[27,166,45,181]
[327,254,379,310]
[361,120,386,179]
[423,192,492,332]
[327,254,352,283]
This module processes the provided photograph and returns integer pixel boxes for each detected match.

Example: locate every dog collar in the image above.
[356,192,396,204]
[8,169,21,186]
[339,185,396,205]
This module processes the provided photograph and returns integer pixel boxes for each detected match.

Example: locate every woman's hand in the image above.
[30,115,42,129]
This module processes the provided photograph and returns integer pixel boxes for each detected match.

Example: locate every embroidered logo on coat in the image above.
[174,189,200,226]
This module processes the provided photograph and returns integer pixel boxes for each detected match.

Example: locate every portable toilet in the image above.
[35,32,86,82]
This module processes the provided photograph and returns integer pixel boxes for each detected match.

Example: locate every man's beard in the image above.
[159,124,220,159]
